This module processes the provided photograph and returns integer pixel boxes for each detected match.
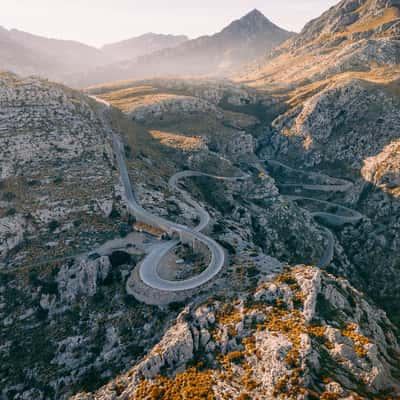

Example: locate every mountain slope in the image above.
[0,29,188,84]
[101,33,189,62]
[243,0,400,327]
[241,0,400,88]
[0,71,334,398]
[73,10,294,86]
[0,27,108,81]
[0,27,59,78]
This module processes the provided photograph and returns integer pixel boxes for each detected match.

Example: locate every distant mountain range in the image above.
[101,33,189,62]
[0,26,108,79]
[0,10,294,87]
[78,10,294,87]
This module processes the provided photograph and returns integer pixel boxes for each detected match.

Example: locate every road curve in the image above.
[264,159,353,192]
[92,94,343,284]
[91,96,246,291]
[113,132,229,291]
[168,170,249,232]
[262,159,364,267]
[283,195,364,226]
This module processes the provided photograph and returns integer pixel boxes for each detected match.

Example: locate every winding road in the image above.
[262,159,364,267]
[168,170,249,232]
[265,160,353,192]
[92,94,363,290]
[92,96,248,291]
[113,131,230,291]
[283,196,363,226]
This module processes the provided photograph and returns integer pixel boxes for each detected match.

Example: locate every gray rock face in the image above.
[129,95,220,122]
[57,256,111,303]
[271,78,400,170]
[0,214,26,258]
[70,318,196,400]
[223,132,255,158]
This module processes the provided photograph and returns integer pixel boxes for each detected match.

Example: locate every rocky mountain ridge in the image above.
[0,27,192,85]
[0,27,108,81]
[241,0,400,88]
[72,266,400,399]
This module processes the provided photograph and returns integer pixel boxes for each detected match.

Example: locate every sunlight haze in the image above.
[3,0,339,46]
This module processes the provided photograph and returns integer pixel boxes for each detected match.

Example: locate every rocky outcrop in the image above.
[269,78,400,171]
[362,138,400,195]
[57,256,111,303]
[72,266,400,399]
[222,132,255,158]
[129,95,221,122]
[0,214,26,259]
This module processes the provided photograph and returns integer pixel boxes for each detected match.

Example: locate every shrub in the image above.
[5,208,16,216]
[2,191,16,201]
[48,220,60,232]
[41,280,58,295]
[169,301,186,312]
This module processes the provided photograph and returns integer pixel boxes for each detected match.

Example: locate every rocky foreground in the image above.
[73,266,400,399]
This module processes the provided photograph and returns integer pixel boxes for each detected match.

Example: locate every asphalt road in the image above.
[168,170,249,232]
[262,159,365,266]
[265,159,353,192]
[113,131,229,291]
[90,97,236,292]
[92,95,358,287]
[283,195,364,226]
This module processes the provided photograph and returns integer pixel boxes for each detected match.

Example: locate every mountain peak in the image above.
[243,8,266,20]
[237,9,273,25]
[222,8,293,36]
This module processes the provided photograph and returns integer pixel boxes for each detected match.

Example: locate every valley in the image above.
[0,1,400,399]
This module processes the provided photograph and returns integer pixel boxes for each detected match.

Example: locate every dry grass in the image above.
[149,130,206,152]
[86,79,152,93]
[282,67,400,109]
[346,7,400,34]
[97,87,182,113]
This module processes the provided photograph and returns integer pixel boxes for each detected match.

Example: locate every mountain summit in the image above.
[74,9,294,86]
[225,8,287,34]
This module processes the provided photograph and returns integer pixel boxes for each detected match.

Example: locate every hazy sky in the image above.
[2,0,339,47]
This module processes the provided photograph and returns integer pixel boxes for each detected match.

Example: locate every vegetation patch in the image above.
[134,367,215,400]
